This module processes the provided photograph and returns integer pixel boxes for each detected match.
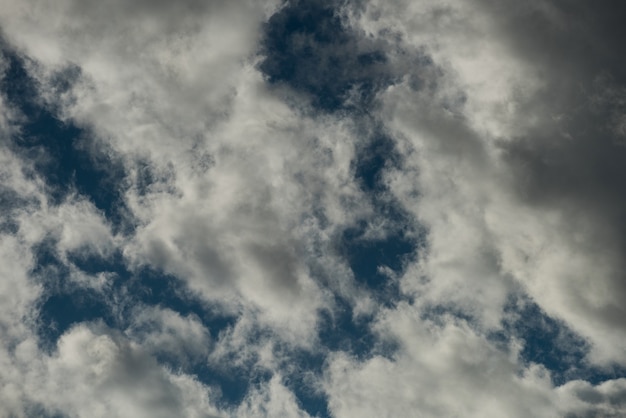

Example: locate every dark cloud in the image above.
[247,242,302,294]
[477,0,626,224]
[479,1,626,339]
[479,0,626,83]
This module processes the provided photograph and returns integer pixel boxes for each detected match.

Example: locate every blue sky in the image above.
[1,0,626,417]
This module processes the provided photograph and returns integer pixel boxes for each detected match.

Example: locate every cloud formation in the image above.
[0,0,625,417]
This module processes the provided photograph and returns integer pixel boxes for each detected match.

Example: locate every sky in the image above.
[0,0,626,417]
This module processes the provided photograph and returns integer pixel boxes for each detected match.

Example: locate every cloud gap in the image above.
[0,44,128,231]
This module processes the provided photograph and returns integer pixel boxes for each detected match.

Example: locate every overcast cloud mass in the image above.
[1,0,626,417]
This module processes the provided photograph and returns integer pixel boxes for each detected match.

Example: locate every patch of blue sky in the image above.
[339,222,414,301]
[34,244,254,409]
[318,296,398,359]
[354,134,398,192]
[493,296,626,386]
[68,248,233,330]
[36,244,238,344]
[192,323,275,408]
[31,238,255,407]
[259,0,397,112]
[1,43,128,232]
[30,238,115,351]
[347,132,421,302]
[274,345,331,418]
[420,295,626,387]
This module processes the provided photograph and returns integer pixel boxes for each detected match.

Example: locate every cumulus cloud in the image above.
[1,0,626,416]
[324,303,555,418]
[324,301,626,418]
[19,323,224,418]
[350,0,626,364]
[0,0,368,414]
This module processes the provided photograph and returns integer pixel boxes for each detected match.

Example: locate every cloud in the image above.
[126,306,212,366]
[557,378,626,418]
[324,302,626,418]
[351,0,626,365]
[237,375,312,418]
[324,303,555,418]
[1,0,378,343]
[24,323,225,418]
[1,0,626,416]
[0,0,371,415]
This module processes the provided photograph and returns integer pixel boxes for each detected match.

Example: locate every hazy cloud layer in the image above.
[0,0,625,417]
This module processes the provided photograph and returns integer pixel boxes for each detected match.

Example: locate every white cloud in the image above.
[557,378,626,417]
[237,375,312,418]
[1,0,374,344]
[126,306,212,365]
[324,302,624,418]
[1,0,626,417]
[0,0,373,415]
[347,0,543,140]
[26,323,225,418]
[120,66,371,343]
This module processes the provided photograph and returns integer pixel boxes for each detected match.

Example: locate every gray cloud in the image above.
[1,0,626,417]
[351,0,626,365]
[474,0,626,363]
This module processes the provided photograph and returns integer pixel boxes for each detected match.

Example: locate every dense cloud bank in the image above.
[0,0,625,416]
